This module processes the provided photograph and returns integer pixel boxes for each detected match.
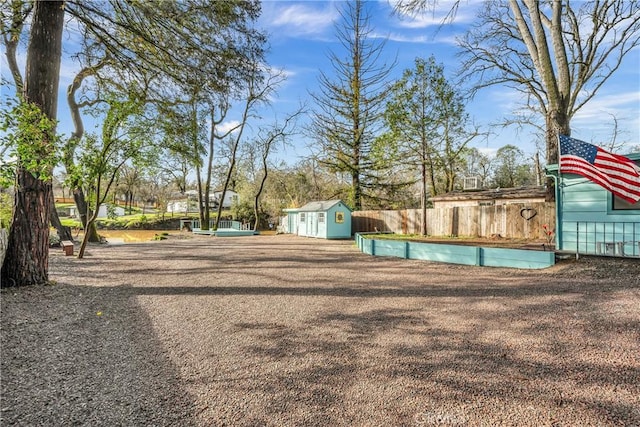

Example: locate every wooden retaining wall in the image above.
[352,202,555,239]
[355,233,556,269]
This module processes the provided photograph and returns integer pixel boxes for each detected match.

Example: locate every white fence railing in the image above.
[189,219,253,231]
[569,221,640,257]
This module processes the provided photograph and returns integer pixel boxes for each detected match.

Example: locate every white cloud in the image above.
[263,2,338,37]
[572,91,640,122]
[390,0,477,28]
[379,31,457,45]
[377,31,428,43]
[217,120,241,135]
[570,91,640,143]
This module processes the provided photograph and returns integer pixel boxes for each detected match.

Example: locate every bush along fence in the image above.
[352,202,556,240]
[0,229,6,266]
[354,233,556,269]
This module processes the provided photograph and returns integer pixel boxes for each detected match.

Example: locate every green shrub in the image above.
[49,233,61,247]
[0,192,12,229]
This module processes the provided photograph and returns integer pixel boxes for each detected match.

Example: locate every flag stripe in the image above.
[562,161,640,201]
[559,135,640,204]
[561,168,640,202]
[594,154,640,175]
[562,157,640,197]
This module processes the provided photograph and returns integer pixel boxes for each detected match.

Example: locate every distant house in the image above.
[68,204,125,219]
[547,152,640,257]
[429,186,547,208]
[167,190,239,214]
[283,200,352,239]
[213,190,239,208]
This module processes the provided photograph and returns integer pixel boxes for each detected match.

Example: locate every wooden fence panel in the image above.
[352,202,555,239]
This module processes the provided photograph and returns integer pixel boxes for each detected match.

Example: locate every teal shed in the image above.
[548,152,640,257]
[284,200,352,239]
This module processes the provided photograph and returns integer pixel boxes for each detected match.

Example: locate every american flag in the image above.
[559,135,640,204]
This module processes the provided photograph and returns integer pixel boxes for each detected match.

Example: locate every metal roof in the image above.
[285,200,351,212]
[429,186,547,202]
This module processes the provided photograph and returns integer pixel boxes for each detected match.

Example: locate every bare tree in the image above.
[396,0,640,199]
[249,106,305,230]
[213,65,283,230]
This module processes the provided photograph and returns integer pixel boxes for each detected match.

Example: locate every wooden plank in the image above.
[352,202,556,239]
[357,235,556,269]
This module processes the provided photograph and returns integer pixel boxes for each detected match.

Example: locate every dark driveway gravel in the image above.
[1,234,639,426]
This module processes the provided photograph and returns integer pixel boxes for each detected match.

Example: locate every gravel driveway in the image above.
[2,234,639,426]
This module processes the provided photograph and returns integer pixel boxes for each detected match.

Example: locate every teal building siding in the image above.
[355,234,555,269]
[284,200,352,239]
[325,203,352,239]
[550,152,640,256]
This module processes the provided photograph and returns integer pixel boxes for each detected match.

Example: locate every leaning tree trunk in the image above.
[1,1,65,287]
[73,187,100,242]
[50,194,73,241]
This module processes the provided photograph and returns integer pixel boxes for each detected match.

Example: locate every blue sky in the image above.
[2,0,639,166]
[256,0,640,162]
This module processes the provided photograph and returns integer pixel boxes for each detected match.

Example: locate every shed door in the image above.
[307,212,316,236]
[317,212,326,237]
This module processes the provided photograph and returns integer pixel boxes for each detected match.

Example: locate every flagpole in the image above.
[556,133,563,252]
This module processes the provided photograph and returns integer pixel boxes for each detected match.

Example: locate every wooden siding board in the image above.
[355,234,555,269]
[407,242,479,265]
[559,173,639,254]
[371,240,407,258]
[481,247,555,269]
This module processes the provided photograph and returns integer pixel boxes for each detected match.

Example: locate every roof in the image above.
[429,186,547,202]
[285,200,351,212]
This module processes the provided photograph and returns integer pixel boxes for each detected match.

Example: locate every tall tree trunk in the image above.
[1,1,65,287]
[420,162,428,236]
[215,158,236,230]
[351,168,362,210]
[2,170,53,287]
[545,109,570,200]
[203,109,216,230]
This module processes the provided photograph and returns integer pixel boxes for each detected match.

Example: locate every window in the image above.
[612,159,640,210]
[318,213,325,223]
[613,197,640,210]
[335,211,345,223]
[300,213,306,222]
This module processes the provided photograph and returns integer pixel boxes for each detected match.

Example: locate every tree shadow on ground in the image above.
[228,301,639,426]
[0,284,197,426]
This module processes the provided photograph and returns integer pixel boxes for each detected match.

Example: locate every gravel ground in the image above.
[1,234,639,426]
